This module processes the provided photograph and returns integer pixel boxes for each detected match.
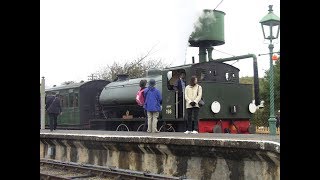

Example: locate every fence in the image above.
[255,126,280,135]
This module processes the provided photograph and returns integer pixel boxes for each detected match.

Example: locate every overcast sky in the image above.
[40,0,280,87]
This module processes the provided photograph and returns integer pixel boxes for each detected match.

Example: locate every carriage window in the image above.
[59,95,63,107]
[60,94,68,107]
[69,93,74,107]
[74,93,79,107]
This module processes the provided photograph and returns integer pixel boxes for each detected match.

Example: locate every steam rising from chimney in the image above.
[190,11,217,42]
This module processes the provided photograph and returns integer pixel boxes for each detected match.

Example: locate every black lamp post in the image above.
[259,5,280,135]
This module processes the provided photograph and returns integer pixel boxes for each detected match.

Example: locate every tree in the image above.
[239,76,264,99]
[96,47,171,80]
[253,59,280,126]
[260,59,280,112]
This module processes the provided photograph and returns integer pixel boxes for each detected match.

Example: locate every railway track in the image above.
[40,159,183,180]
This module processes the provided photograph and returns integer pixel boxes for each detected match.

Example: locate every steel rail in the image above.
[40,158,182,180]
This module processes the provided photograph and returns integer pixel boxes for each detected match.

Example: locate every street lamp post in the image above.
[40,77,46,129]
[260,5,280,135]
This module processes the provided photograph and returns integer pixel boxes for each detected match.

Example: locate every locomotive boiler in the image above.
[96,70,163,131]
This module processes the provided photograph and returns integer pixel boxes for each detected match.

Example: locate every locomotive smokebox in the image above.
[189,10,225,63]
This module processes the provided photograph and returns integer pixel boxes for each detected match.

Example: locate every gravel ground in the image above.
[40,164,113,180]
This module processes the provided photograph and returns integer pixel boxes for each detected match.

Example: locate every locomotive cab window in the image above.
[225,72,236,82]
[166,69,186,90]
[167,71,174,90]
[195,68,206,82]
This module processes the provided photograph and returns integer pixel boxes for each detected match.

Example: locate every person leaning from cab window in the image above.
[144,79,162,133]
[45,92,62,132]
[184,76,202,134]
[173,72,186,118]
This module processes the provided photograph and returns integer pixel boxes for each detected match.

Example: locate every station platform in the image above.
[40,130,280,179]
[40,129,280,153]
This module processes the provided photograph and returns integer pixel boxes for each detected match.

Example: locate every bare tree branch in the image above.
[95,47,170,81]
[125,42,160,74]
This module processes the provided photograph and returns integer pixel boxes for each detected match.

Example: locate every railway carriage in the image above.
[45,80,110,129]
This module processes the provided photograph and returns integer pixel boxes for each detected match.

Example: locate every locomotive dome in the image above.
[147,69,162,77]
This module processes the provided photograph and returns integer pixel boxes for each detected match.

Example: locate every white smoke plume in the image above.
[190,10,217,42]
[170,0,221,66]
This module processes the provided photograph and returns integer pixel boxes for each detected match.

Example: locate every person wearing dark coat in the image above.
[173,72,186,118]
[144,79,162,133]
[45,93,62,131]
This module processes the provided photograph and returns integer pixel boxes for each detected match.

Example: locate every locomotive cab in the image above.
[161,60,255,133]
[163,67,187,119]
[190,61,255,133]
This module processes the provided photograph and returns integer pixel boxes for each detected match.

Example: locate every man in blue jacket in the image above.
[45,92,62,131]
[144,79,162,133]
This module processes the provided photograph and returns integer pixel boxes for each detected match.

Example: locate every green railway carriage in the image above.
[45,80,110,129]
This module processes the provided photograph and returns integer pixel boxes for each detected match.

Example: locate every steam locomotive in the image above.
[44,60,259,134]
[43,9,260,133]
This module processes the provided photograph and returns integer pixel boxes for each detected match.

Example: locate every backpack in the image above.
[136,89,145,106]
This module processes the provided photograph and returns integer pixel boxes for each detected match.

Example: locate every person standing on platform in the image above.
[136,79,148,131]
[144,79,162,133]
[45,92,62,131]
[184,76,202,134]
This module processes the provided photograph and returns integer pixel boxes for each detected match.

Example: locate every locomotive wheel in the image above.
[116,124,129,131]
[136,124,145,132]
[213,125,222,133]
[248,124,256,134]
[159,124,175,132]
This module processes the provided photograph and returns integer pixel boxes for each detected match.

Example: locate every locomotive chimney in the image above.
[207,46,213,61]
[199,46,207,63]
[147,69,162,77]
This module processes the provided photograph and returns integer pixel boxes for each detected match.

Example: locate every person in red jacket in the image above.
[136,79,148,131]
